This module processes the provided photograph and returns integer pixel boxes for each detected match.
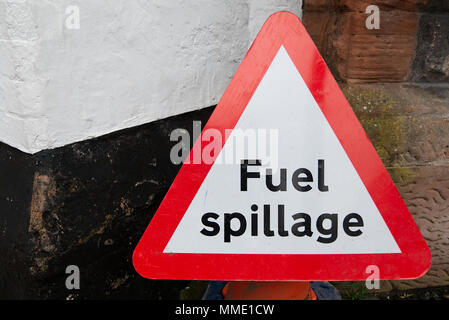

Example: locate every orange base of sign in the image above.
[222,281,317,300]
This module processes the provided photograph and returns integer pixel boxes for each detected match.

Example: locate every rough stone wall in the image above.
[303,0,449,83]
[303,0,449,291]
[342,84,449,291]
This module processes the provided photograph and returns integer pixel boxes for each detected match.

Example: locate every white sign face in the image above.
[164,46,400,255]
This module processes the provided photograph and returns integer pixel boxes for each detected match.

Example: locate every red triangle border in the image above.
[133,11,431,281]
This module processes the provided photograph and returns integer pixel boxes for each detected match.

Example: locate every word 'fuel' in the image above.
[200,159,364,243]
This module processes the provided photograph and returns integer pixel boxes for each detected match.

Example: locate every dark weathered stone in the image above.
[304,0,423,12]
[409,13,449,82]
[0,143,35,299]
[0,106,214,299]
[417,0,449,13]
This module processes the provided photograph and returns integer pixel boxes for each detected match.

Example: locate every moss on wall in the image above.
[342,86,415,183]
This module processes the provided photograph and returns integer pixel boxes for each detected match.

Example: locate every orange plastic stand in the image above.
[223,281,317,300]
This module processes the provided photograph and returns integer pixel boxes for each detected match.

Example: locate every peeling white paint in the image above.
[0,0,302,154]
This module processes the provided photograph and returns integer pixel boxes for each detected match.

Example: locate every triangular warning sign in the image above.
[133,11,431,281]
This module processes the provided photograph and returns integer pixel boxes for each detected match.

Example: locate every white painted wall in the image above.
[0,0,302,154]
